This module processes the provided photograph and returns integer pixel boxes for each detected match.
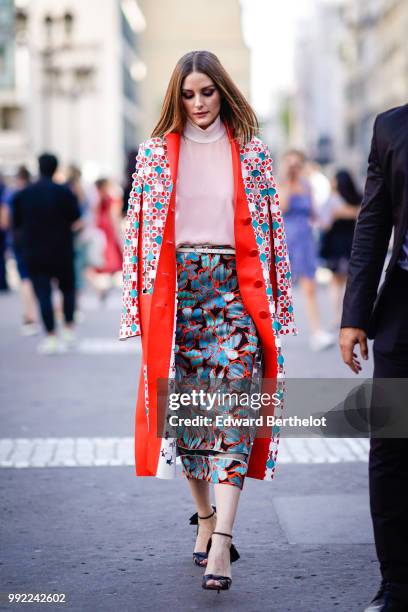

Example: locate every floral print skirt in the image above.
[174,245,262,489]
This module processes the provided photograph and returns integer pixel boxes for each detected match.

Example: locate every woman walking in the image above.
[90,178,123,300]
[319,169,361,328]
[279,150,334,351]
[119,50,296,592]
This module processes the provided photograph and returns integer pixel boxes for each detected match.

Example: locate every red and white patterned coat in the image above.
[119,124,297,481]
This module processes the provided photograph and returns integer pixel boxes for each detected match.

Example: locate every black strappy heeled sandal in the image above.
[202,531,240,592]
[189,505,217,566]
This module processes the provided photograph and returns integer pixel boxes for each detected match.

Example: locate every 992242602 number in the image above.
[0,593,67,604]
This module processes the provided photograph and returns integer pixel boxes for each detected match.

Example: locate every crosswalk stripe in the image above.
[76,338,141,353]
[0,437,369,468]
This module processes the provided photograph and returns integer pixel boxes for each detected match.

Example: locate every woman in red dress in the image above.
[91,178,122,300]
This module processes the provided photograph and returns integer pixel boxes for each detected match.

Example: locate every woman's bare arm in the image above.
[333,203,360,220]
[277,183,290,213]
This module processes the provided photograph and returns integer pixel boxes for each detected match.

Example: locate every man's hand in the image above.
[339,327,368,374]
[72,218,84,232]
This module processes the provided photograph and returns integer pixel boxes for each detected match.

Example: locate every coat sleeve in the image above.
[263,144,298,336]
[119,143,146,340]
[340,115,393,331]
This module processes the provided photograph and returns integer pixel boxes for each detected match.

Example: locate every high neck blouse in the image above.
[175,115,235,247]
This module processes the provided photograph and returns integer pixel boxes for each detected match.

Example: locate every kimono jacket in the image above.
[119,122,297,482]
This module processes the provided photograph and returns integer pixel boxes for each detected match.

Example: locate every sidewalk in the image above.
[0,283,378,612]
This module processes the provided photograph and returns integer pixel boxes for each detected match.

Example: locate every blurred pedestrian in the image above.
[65,164,91,320]
[2,166,40,334]
[122,148,139,217]
[89,178,122,301]
[279,150,334,350]
[319,169,362,329]
[305,159,331,212]
[340,104,408,612]
[12,153,81,354]
[0,172,9,292]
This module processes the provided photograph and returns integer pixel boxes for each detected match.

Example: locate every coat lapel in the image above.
[228,131,279,479]
[166,132,181,187]
[142,132,180,476]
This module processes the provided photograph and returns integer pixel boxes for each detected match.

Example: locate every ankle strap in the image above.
[189,505,216,525]
[198,510,216,520]
[212,531,232,538]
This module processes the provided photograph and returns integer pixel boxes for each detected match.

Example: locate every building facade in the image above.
[342,0,408,175]
[137,0,250,139]
[292,0,347,167]
[291,0,408,178]
[0,0,28,173]
[0,0,145,182]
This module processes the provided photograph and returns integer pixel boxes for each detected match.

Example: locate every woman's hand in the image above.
[333,203,360,220]
[111,198,125,247]
[71,217,84,232]
[0,203,10,231]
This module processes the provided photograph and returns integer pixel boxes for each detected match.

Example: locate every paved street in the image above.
[0,279,379,612]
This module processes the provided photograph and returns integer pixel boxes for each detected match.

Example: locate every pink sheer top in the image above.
[175,114,235,247]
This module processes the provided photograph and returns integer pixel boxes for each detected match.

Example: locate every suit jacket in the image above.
[12,177,80,272]
[341,103,408,338]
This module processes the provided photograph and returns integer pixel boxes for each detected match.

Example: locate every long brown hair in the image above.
[151,50,259,145]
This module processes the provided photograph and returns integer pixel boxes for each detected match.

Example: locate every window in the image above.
[0,45,5,72]
[347,122,356,147]
[1,106,22,130]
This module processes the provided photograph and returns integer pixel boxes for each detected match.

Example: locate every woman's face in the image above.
[181,71,221,129]
[98,180,110,195]
[282,153,304,180]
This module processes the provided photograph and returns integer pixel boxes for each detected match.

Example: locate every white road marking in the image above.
[0,437,369,468]
[76,338,141,354]
[79,295,122,311]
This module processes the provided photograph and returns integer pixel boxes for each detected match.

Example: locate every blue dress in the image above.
[283,186,317,282]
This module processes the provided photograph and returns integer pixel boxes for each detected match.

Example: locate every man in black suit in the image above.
[13,153,81,354]
[340,104,408,611]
